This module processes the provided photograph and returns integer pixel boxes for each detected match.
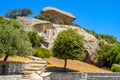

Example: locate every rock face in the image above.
[16,16,51,31]
[17,16,99,64]
[76,27,99,64]
[50,24,99,64]
[40,6,76,25]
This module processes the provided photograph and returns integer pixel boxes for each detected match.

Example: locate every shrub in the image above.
[34,15,50,21]
[5,8,32,19]
[33,47,52,58]
[111,64,120,72]
[58,20,64,24]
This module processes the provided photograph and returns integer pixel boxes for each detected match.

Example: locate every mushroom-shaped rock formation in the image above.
[40,6,76,25]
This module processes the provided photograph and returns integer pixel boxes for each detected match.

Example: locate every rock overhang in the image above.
[40,6,76,25]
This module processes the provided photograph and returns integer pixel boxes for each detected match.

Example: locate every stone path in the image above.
[21,56,47,80]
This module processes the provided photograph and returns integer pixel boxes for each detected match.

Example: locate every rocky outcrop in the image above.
[50,24,99,64]
[76,27,99,64]
[16,16,99,64]
[16,16,51,31]
[40,6,76,25]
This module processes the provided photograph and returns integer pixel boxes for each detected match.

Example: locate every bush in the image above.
[33,47,52,58]
[111,64,120,72]
[34,15,50,21]
[58,20,64,24]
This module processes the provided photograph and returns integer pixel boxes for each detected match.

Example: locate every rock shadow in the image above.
[46,66,79,72]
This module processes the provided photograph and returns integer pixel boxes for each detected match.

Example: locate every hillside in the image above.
[0,56,110,72]
[0,56,33,62]
[46,57,110,72]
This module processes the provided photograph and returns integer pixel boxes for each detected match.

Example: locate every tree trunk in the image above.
[63,59,67,72]
[4,55,9,61]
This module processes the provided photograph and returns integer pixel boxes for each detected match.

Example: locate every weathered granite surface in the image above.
[16,17,99,64]
[16,17,51,31]
[40,6,76,25]
[48,24,99,64]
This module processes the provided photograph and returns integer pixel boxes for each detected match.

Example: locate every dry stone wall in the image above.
[47,72,120,80]
[0,61,31,75]
[0,75,22,80]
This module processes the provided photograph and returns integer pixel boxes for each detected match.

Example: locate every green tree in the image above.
[28,30,44,48]
[83,28,117,44]
[97,34,117,43]
[0,16,32,61]
[52,28,85,72]
[84,28,98,38]
[97,43,120,68]
[5,8,32,19]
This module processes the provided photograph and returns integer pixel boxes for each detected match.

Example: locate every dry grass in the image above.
[46,57,111,72]
[0,56,111,72]
[0,56,33,62]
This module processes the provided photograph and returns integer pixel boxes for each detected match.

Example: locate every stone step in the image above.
[28,56,44,61]
[30,61,46,64]
[22,71,34,75]
[22,74,30,79]
[25,67,41,71]
[31,64,46,67]
[25,67,46,71]
[22,79,29,80]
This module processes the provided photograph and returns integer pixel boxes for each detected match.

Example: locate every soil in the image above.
[46,57,111,72]
[0,56,33,62]
[0,56,111,72]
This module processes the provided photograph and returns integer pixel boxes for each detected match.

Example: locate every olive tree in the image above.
[0,16,32,61]
[97,43,120,68]
[52,28,85,72]
[5,8,32,19]
[28,30,44,48]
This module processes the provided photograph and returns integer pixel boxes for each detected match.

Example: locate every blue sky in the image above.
[0,0,120,41]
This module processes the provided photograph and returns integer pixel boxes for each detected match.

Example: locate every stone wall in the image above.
[48,72,120,80]
[0,61,31,75]
[0,75,22,80]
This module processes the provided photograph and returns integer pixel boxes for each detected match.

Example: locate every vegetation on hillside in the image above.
[28,30,44,48]
[33,47,52,58]
[0,16,32,61]
[27,30,51,58]
[1,7,120,72]
[111,64,120,72]
[5,8,32,19]
[84,27,120,72]
[34,15,50,21]
[97,44,120,67]
[52,28,85,72]
[84,28,118,44]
